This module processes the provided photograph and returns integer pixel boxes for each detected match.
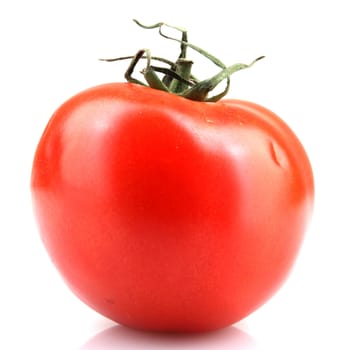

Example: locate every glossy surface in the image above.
[31,83,314,332]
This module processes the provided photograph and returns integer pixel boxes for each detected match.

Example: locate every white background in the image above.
[1,1,343,349]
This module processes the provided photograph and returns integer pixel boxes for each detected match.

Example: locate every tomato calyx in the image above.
[100,20,264,102]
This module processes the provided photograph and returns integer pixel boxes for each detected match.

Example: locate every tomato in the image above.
[31,82,314,332]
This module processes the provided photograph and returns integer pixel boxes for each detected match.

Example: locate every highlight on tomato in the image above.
[31,20,314,332]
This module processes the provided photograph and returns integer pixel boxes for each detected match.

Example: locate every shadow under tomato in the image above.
[79,323,256,350]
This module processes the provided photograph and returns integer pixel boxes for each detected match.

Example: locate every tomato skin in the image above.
[31,82,314,332]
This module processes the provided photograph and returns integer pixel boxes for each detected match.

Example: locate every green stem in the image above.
[183,56,265,102]
[133,19,226,69]
[168,59,193,93]
[133,20,189,60]
[101,20,264,102]
[100,55,177,69]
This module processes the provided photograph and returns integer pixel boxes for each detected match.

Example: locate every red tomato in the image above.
[31,82,314,332]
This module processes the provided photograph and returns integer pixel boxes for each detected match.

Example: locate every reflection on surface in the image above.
[79,324,256,349]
